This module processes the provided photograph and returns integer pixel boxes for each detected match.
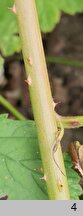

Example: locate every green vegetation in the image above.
[0,0,83,200]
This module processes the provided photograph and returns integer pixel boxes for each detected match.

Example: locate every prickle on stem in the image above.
[52,100,61,110]
[8,4,16,14]
[24,75,32,86]
[34,168,43,173]
[27,57,33,66]
[40,174,47,182]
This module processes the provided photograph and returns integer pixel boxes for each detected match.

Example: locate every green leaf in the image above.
[36,0,61,32]
[36,0,83,32]
[0,119,48,200]
[0,113,8,120]
[64,153,82,200]
[1,0,83,56]
[0,119,82,199]
[0,0,21,56]
[60,0,83,14]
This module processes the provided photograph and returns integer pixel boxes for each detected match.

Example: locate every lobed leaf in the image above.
[0,0,83,55]
[0,119,48,200]
[64,153,82,200]
[0,118,82,199]
[0,0,21,56]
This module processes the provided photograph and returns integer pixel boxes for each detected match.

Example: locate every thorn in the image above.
[24,75,32,86]
[52,100,61,109]
[40,174,47,182]
[8,4,16,14]
[34,168,43,173]
[27,57,33,66]
[53,101,56,109]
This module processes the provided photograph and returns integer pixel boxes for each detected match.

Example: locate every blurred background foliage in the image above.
[0,0,83,200]
[0,0,83,56]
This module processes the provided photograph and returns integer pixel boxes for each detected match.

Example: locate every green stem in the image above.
[15,0,70,200]
[0,95,25,120]
[46,56,83,68]
[61,115,83,128]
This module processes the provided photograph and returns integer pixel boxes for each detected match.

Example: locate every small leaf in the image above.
[0,0,21,56]
[0,113,8,120]
[64,153,82,200]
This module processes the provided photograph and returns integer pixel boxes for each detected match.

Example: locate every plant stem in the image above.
[46,56,83,68]
[0,95,25,120]
[61,115,83,128]
[15,0,70,199]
